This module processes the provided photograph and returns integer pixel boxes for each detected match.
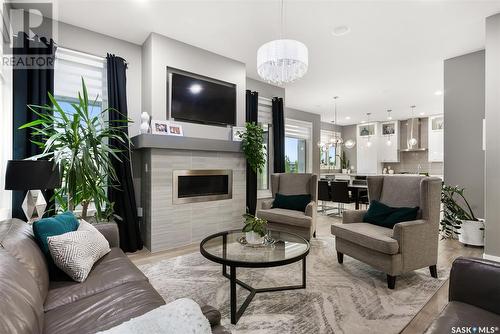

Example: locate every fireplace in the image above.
[173,169,233,204]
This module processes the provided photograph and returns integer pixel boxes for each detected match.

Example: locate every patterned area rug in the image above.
[138,236,447,334]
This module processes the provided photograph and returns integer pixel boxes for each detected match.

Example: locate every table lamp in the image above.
[5,160,61,222]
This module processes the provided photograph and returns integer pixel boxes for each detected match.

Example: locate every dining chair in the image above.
[330,180,354,215]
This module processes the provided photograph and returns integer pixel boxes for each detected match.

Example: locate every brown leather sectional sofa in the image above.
[426,257,500,333]
[0,218,229,334]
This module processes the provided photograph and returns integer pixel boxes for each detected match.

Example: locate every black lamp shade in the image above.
[5,160,61,190]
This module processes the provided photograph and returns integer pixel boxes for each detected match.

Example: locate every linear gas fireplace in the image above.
[173,169,233,204]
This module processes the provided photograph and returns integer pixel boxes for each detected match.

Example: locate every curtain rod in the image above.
[57,46,129,65]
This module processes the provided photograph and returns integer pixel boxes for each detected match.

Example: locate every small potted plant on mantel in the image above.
[242,212,267,245]
[440,185,485,246]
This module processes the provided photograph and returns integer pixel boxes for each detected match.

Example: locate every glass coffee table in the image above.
[200,230,310,324]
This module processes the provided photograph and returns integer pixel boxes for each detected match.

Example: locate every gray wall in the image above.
[485,14,500,259]
[246,77,284,99]
[142,32,246,141]
[444,50,485,218]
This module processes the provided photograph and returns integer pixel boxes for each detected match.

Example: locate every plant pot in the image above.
[245,231,264,245]
[342,169,348,174]
[458,219,485,246]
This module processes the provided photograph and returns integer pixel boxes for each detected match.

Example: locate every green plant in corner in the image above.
[239,122,266,173]
[242,212,267,237]
[440,184,478,239]
[20,78,130,221]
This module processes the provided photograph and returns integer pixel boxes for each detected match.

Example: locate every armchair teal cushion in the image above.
[273,193,311,212]
[363,200,419,229]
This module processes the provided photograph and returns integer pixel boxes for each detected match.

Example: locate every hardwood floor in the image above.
[129,211,483,333]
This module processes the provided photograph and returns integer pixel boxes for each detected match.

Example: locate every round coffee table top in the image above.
[200,229,310,268]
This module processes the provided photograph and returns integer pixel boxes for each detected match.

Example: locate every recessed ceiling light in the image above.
[435,90,443,96]
[332,25,351,37]
[345,116,351,120]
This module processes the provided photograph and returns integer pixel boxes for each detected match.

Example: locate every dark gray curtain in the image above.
[272,97,285,173]
[106,54,143,252]
[12,33,55,219]
[246,90,258,215]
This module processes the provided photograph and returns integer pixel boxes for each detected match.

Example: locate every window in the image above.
[54,47,107,118]
[53,48,107,214]
[285,119,312,174]
[257,97,272,191]
[320,130,341,168]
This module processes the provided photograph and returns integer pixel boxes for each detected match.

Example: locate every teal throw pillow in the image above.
[363,200,419,229]
[273,193,311,212]
[33,211,80,257]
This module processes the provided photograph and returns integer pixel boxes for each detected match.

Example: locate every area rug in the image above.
[138,236,447,334]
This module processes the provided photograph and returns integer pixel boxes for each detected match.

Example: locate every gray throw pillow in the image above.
[48,220,110,282]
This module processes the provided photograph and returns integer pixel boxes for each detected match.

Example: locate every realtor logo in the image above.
[451,326,500,334]
[1,1,56,69]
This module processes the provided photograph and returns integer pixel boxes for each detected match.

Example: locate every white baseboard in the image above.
[483,253,500,262]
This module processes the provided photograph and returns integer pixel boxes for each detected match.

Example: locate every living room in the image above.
[1,1,500,333]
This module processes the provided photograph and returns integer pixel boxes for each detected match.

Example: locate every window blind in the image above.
[285,118,312,140]
[257,97,272,125]
[54,47,107,102]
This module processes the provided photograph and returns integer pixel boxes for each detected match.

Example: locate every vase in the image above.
[245,231,264,245]
[458,219,485,246]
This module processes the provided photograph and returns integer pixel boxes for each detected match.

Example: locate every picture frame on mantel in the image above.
[167,122,184,136]
[151,120,169,135]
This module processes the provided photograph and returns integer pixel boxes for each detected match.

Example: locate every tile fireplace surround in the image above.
[133,134,246,252]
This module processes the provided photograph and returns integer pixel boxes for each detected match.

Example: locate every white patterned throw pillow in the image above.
[48,220,111,282]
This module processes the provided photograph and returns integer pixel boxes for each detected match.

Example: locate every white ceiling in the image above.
[54,0,500,125]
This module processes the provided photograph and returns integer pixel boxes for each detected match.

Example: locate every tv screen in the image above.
[170,72,236,126]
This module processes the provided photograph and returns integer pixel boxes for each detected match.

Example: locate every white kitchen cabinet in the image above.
[356,123,382,174]
[428,115,444,162]
[378,121,400,163]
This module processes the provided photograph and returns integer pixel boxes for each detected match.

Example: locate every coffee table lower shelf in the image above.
[222,258,307,325]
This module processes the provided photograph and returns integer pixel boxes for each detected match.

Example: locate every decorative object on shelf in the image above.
[140,112,151,134]
[232,126,246,141]
[440,184,483,245]
[383,113,395,146]
[166,122,184,136]
[344,139,356,149]
[329,96,344,146]
[239,122,266,173]
[242,212,268,245]
[407,105,418,148]
[20,79,129,221]
[337,151,350,174]
[256,0,308,85]
[4,160,61,222]
[151,120,169,135]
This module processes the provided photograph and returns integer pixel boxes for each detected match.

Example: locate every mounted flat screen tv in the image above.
[170,72,236,126]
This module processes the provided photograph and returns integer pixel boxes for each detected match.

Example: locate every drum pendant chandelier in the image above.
[257,0,308,86]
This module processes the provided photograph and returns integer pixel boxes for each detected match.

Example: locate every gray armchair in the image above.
[257,173,318,240]
[331,175,442,289]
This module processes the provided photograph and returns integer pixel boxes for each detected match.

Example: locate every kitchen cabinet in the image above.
[378,121,400,163]
[428,115,444,162]
[356,123,382,174]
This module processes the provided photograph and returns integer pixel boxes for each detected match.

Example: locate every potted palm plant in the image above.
[20,78,130,222]
[242,212,267,244]
[238,122,266,174]
[440,184,484,246]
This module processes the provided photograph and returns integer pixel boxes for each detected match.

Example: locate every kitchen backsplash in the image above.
[383,151,444,176]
